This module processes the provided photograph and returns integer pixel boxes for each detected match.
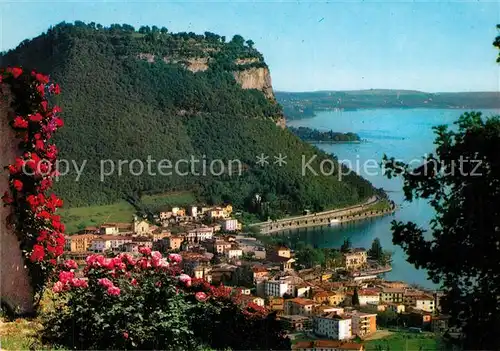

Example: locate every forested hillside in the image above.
[1,22,377,217]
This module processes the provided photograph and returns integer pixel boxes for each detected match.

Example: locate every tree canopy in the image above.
[383,111,500,349]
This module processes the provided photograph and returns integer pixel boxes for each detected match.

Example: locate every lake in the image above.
[283,108,500,288]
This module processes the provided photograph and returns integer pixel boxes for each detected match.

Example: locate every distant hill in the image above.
[276,89,500,119]
[0,21,378,218]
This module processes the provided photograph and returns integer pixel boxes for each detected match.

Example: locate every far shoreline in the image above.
[285,106,500,121]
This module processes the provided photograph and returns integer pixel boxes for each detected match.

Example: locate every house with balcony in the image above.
[65,234,98,252]
[313,312,352,340]
[345,311,377,337]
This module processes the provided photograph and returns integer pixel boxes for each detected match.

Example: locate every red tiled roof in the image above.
[293,340,363,350]
[287,298,316,306]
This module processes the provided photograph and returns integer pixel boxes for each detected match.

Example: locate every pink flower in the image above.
[123,332,129,339]
[86,254,105,267]
[179,274,192,287]
[130,278,138,286]
[195,292,208,302]
[157,258,169,269]
[107,286,121,296]
[151,251,162,261]
[70,278,88,289]
[98,278,114,289]
[155,281,162,288]
[58,271,74,284]
[138,246,151,255]
[119,253,136,266]
[52,281,65,293]
[137,258,151,269]
[168,253,182,263]
[64,259,78,270]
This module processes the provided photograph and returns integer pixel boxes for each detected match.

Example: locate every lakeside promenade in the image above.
[250,196,396,234]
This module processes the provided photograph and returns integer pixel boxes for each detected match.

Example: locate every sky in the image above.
[0,0,499,92]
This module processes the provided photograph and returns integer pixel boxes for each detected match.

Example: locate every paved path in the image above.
[250,196,395,234]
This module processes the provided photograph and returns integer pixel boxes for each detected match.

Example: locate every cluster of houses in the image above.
[64,204,450,351]
[64,204,243,256]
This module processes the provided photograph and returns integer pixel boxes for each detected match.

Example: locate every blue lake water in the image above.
[284,108,500,288]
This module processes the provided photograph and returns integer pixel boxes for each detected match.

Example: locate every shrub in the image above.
[42,250,290,350]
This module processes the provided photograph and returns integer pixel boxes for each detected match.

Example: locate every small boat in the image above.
[329,219,340,226]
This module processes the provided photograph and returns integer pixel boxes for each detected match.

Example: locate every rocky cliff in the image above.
[138,52,285,127]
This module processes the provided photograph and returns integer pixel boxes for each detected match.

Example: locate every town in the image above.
[64,204,451,351]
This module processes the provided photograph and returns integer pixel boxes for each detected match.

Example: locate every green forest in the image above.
[0,21,378,218]
[288,126,361,143]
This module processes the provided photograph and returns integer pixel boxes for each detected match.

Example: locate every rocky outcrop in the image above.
[137,53,155,63]
[138,53,284,126]
[275,117,286,129]
[232,67,274,100]
[0,86,34,315]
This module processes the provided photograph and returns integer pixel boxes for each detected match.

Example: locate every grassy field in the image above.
[60,191,197,234]
[365,332,445,351]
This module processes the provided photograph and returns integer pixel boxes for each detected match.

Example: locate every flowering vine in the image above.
[1,66,64,297]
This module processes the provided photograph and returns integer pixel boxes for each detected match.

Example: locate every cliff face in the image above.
[138,52,285,128]
[232,67,274,100]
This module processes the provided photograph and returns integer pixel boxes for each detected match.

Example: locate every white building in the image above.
[265,280,289,297]
[90,236,133,252]
[225,246,243,259]
[186,227,214,242]
[358,290,381,306]
[313,313,352,340]
[415,295,435,313]
[222,219,239,232]
[99,224,119,235]
[189,206,198,218]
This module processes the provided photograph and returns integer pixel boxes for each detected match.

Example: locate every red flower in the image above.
[29,113,43,122]
[107,286,121,296]
[54,118,64,128]
[195,292,208,302]
[30,245,45,262]
[12,179,23,191]
[8,67,23,79]
[35,140,44,150]
[40,101,48,111]
[138,247,151,255]
[49,84,61,95]
[36,230,49,242]
[37,211,51,220]
[1,191,13,204]
[58,271,74,284]
[36,84,45,96]
[35,73,49,84]
[13,117,28,129]
[26,194,39,209]
[123,332,129,339]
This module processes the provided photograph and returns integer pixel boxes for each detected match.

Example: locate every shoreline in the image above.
[285,106,500,121]
[250,196,396,235]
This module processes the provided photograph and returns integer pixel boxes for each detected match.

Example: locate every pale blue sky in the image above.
[0,0,499,92]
